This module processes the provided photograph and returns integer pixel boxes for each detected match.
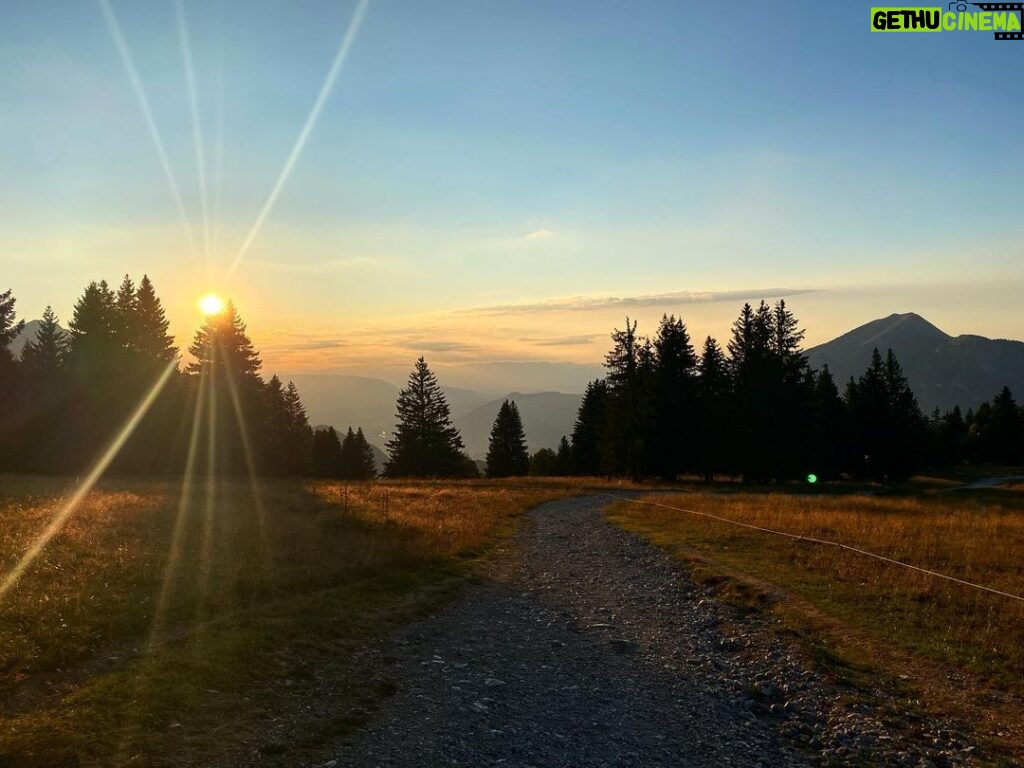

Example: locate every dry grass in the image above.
[0,474,573,767]
[607,487,1024,760]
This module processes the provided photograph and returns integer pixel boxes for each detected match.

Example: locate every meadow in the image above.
[0,475,578,767]
[607,485,1024,761]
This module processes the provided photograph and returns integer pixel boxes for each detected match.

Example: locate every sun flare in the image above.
[198,292,226,316]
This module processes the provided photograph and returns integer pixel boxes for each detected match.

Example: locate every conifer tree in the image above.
[529,447,557,476]
[600,318,646,480]
[134,275,177,364]
[20,306,67,375]
[983,387,1021,465]
[809,365,847,480]
[114,274,137,353]
[555,435,573,475]
[354,427,377,479]
[651,314,697,480]
[0,289,25,471]
[485,399,529,477]
[571,379,607,475]
[385,358,467,477]
[696,336,730,482]
[341,427,377,479]
[67,280,117,382]
[283,381,313,474]
[187,301,263,475]
[312,426,343,478]
[0,288,25,362]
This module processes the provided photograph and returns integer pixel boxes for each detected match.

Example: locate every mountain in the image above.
[8,319,69,358]
[454,392,583,459]
[806,313,1024,413]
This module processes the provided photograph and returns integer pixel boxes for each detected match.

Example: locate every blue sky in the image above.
[2,0,1022,381]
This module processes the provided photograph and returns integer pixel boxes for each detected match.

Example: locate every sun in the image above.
[198,293,226,316]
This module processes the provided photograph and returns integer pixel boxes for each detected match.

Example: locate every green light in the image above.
[807,473,818,484]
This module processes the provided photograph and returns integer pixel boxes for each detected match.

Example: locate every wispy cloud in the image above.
[461,288,818,316]
[519,334,597,347]
[523,228,555,241]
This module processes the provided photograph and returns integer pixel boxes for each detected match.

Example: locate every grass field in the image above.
[607,484,1024,762]
[0,475,581,767]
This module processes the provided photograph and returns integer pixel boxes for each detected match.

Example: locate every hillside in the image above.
[454,392,583,459]
[807,313,1024,412]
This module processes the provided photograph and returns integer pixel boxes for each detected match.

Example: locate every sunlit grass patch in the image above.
[0,475,571,766]
[607,488,1024,759]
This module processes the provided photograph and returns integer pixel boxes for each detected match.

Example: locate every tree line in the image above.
[2,284,1021,483]
[547,302,1022,483]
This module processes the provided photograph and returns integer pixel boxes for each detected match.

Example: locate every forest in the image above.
[0,282,1021,484]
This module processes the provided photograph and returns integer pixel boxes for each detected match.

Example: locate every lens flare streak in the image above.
[0,360,178,605]
[98,0,200,263]
[226,0,370,277]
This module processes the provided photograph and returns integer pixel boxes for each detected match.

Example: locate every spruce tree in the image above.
[600,318,646,480]
[283,381,313,474]
[0,288,25,361]
[529,447,557,476]
[485,399,529,477]
[385,358,467,477]
[0,289,24,471]
[571,379,607,476]
[555,435,573,475]
[114,274,137,353]
[354,427,377,479]
[134,275,177,364]
[696,336,730,482]
[19,306,66,376]
[187,301,263,476]
[312,426,343,478]
[651,314,697,480]
[985,387,1021,465]
[809,365,847,480]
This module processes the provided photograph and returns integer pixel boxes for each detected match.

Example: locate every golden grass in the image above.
[0,475,573,767]
[607,488,1024,760]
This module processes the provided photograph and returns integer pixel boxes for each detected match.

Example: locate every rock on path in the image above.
[330,495,977,767]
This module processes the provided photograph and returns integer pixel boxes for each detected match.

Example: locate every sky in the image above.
[2,0,1022,389]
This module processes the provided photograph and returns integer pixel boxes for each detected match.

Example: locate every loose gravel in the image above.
[327,495,980,767]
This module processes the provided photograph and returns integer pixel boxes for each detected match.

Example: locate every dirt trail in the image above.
[330,495,977,767]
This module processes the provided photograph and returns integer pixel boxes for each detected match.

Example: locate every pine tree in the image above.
[846,347,925,482]
[555,435,573,475]
[113,274,137,353]
[984,387,1021,465]
[0,289,25,471]
[486,399,529,477]
[385,358,467,477]
[600,318,646,480]
[0,288,25,362]
[312,426,343,478]
[809,365,847,480]
[696,336,730,482]
[353,427,377,479]
[571,379,607,476]
[529,447,557,476]
[651,314,697,480]
[134,275,177,364]
[187,301,261,380]
[67,280,117,382]
[19,306,66,376]
[187,301,263,476]
[340,426,377,479]
[283,381,313,475]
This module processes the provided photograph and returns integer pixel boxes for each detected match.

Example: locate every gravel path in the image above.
[328,495,978,767]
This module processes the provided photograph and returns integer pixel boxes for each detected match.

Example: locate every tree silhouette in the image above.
[341,427,377,479]
[696,336,731,483]
[651,314,697,480]
[571,379,607,476]
[312,426,344,478]
[486,400,529,477]
[0,289,25,471]
[385,358,467,477]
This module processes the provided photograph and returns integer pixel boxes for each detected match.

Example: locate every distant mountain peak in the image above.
[807,313,1023,412]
